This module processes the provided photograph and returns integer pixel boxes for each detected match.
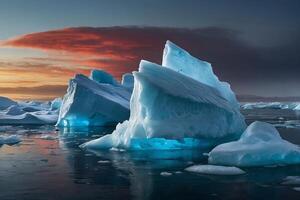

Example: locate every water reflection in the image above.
[0,108,300,200]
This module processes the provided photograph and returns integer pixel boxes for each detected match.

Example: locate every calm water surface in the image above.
[0,109,300,200]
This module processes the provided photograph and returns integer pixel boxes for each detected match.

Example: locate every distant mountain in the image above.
[237,94,300,102]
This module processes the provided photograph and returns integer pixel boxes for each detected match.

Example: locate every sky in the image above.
[0,0,299,100]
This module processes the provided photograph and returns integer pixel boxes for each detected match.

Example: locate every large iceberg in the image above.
[82,41,246,150]
[0,97,59,125]
[56,70,133,127]
[208,121,300,167]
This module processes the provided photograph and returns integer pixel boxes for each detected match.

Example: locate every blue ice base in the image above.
[126,137,215,150]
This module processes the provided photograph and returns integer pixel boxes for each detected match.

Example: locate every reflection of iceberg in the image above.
[208,121,300,167]
[56,70,133,127]
[82,41,246,150]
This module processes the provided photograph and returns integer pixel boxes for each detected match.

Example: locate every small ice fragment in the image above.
[293,187,300,192]
[160,172,173,176]
[39,134,58,140]
[185,164,246,175]
[281,176,300,185]
[97,160,111,164]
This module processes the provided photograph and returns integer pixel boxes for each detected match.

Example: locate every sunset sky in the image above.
[0,0,299,100]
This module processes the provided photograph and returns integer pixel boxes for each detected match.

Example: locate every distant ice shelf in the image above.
[0,97,61,125]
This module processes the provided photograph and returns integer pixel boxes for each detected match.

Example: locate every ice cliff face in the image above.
[56,71,132,127]
[81,41,246,150]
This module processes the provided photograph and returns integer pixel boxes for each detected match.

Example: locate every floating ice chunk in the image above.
[0,135,21,145]
[160,172,173,176]
[90,69,119,85]
[82,59,246,150]
[163,41,238,107]
[281,176,300,185]
[97,160,111,164]
[209,121,300,167]
[0,96,17,110]
[185,164,246,175]
[39,134,58,140]
[56,73,131,127]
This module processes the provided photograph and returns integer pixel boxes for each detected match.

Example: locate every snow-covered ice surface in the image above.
[0,97,60,125]
[82,41,246,150]
[209,121,300,167]
[185,164,245,175]
[56,70,132,127]
[163,41,239,107]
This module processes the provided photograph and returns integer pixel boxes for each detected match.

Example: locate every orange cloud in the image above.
[1,26,267,100]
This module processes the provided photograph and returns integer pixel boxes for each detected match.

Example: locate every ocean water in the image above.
[0,108,300,200]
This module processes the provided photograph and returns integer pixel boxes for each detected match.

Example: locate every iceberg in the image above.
[185,164,246,175]
[56,70,132,127]
[82,41,246,150]
[208,121,300,167]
